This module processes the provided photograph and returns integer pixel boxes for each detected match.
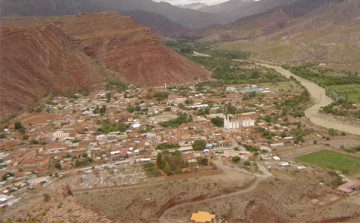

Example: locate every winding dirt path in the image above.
[257,63,360,135]
[159,162,272,223]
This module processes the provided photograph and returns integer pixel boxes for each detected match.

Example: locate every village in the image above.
[0,81,359,214]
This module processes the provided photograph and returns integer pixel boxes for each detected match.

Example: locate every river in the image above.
[258,63,360,135]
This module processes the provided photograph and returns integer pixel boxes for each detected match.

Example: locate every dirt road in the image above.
[159,161,272,223]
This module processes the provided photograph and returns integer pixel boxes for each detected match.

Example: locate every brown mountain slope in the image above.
[0,23,104,118]
[0,12,210,119]
[55,12,210,86]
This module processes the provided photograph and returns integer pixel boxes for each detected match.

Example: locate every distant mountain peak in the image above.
[177,2,208,10]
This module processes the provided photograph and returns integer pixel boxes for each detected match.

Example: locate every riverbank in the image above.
[257,63,360,135]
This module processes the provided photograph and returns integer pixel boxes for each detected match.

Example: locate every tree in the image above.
[232,156,241,163]
[55,162,62,170]
[198,158,208,166]
[127,105,135,113]
[192,140,206,150]
[99,105,106,116]
[211,117,224,127]
[185,99,193,105]
[14,121,22,130]
[156,153,164,169]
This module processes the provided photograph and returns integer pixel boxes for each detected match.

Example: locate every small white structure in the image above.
[51,131,69,140]
[279,162,289,167]
[270,143,285,148]
[297,165,306,170]
[273,156,281,161]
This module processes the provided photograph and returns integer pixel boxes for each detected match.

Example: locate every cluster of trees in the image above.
[107,80,128,92]
[74,157,93,168]
[322,101,360,119]
[127,104,141,113]
[162,39,210,56]
[196,108,210,116]
[155,143,180,150]
[285,64,360,87]
[156,151,188,175]
[244,144,259,152]
[276,90,310,117]
[160,112,193,128]
[211,65,287,85]
[210,50,251,60]
[96,119,127,134]
[153,92,169,101]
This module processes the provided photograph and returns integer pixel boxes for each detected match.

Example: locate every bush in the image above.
[243,160,251,165]
[143,162,161,177]
[198,158,208,166]
[14,121,22,130]
[232,156,241,163]
[43,193,50,202]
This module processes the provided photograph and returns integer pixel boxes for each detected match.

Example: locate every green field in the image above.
[295,150,360,174]
[326,84,360,102]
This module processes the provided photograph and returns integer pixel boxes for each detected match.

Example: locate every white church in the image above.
[224,114,255,129]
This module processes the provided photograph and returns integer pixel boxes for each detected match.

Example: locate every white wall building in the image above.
[224,115,255,129]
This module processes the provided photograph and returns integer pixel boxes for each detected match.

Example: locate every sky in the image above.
[152,0,230,6]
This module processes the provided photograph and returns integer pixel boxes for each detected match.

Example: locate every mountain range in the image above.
[2,0,339,37]
[0,0,226,30]
[1,0,359,117]
[189,0,360,65]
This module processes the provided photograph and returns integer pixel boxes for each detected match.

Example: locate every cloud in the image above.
[152,0,229,6]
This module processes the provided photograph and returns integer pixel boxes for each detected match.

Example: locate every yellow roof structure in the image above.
[191,211,215,223]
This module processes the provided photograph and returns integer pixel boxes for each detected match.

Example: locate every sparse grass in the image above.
[295,150,360,174]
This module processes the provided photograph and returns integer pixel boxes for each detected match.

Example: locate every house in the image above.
[191,211,216,223]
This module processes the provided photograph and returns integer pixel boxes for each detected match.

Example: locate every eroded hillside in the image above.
[0,12,210,119]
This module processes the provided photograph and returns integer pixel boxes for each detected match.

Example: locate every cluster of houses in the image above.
[0,83,322,206]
